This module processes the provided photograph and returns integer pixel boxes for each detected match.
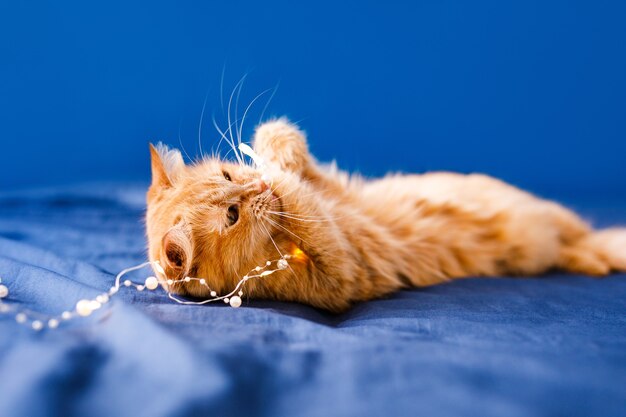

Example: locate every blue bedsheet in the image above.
[0,183,625,417]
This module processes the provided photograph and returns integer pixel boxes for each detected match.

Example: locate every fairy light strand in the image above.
[0,254,291,331]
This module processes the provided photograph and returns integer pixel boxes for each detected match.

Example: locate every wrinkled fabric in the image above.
[0,183,624,417]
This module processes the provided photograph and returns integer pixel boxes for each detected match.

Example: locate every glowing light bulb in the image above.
[291,247,307,261]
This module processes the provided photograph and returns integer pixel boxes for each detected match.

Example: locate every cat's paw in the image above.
[253,118,310,174]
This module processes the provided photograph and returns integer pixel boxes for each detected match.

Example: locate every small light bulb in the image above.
[229,296,242,308]
[76,299,93,317]
[145,276,159,290]
[277,259,289,270]
[96,294,109,304]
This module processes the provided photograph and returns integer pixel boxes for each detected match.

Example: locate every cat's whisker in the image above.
[234,75,246,150]
[177,118,193,163]
[266,172,292,192]
[271,177,321,200]
[239,88,273,152]
[267,210,328,219]
[219,62,227,115]
[227,75,247,165]
[266,208,329,219]
[266,211,336,223]
[276,185,328,202]
[211,115,227,157]
[259,82,279,124]
[269,205,348,221]
[212,116,242,164]
[262,215,314,247]
[271,182,301,200]
[259,219,284,258]
[197,87,211,160]
[258,217,299,280]
[266,214,338,228]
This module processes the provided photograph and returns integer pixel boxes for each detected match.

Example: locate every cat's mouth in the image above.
[251,189,281,220]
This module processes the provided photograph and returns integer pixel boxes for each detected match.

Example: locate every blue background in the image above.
[1,3,626,417]
[1,0,625,194]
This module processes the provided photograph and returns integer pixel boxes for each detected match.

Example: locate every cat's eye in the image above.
[227,205,239,226]
[223,171,232,181]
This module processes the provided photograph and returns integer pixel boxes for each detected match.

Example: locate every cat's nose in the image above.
[255,179,269,193]
[243,179,269,196]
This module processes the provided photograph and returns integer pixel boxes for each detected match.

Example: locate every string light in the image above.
[0,142,290,331]
[0,254,292,331]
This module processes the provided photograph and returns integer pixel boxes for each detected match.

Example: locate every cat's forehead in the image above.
[164,158,260,206]
[191,158,256,176]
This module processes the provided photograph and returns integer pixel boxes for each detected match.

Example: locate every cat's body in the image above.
[146,119,626,312]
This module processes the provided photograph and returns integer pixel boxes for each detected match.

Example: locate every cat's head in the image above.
[145,143,281,296]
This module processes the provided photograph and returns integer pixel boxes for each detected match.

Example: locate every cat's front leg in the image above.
[252,118,348,196]
[252,118,315,177]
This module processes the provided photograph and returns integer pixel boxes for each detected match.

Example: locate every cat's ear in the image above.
[149,143,185,188]
[161,224,193,278]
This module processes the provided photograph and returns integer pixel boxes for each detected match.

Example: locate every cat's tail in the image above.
[558,228,626,275]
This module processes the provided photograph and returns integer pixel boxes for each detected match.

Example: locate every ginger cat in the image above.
[146,118,626,312]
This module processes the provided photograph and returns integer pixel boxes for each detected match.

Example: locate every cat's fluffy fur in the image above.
[146,118,626,312]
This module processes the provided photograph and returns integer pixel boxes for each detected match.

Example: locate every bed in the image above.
[0,183,624,417]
